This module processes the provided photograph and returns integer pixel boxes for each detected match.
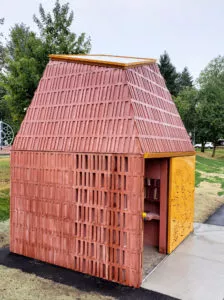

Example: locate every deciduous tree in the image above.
[174,87,198,144]
[33,0,91,55]
[1,24,46,125]
[197,56,224,157]
[0,18,5,71]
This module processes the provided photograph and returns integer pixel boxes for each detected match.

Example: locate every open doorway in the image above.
[142,158,168,279]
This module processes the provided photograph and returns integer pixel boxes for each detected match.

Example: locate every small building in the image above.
[10,54,195,287]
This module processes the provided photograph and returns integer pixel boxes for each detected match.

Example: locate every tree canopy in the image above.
[175,55,224,157]
[0,18,5,71]
[0,18,11,125]
[1,24,45,125]
[33,0,91,55]
[176,67,193,93]
[0,0,91,131]
[197,56,224,156]
[175,87,198,141]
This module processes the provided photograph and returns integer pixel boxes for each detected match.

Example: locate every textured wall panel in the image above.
[10,151,144,287]
[167,156,195,253]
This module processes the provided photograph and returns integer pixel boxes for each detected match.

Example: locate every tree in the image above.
[197,56,224,157]
[1,24,46,125]
[158,51,179,96]
[33,0,91,55]
[2,1,91,129]
[176,67,193,93]
[175,87,198,144]
[0,18,11,125]
[0,18,5,71]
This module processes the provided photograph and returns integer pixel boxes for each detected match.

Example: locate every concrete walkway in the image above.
[142,223,224,300]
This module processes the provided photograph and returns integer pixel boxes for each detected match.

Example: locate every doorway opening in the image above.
[142,158,168,279]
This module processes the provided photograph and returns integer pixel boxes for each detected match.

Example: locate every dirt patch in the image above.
[0,265,114,300]
[195,181,224,223]
[143,246,165,280]
[0,220,9,248]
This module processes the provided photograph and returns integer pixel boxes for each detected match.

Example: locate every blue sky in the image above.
[1,0,224,80]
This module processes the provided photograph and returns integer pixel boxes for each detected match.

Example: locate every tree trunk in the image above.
[212,145,216,157]
[201,143,205,152]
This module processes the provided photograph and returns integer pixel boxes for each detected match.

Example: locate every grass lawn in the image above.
[0,156,10,221]
[194,148,224,222]
[195,149,224,195]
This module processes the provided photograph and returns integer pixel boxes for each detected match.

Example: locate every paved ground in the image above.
[142,223,224,300]
[0,247,176,300]
[206,204,224,226]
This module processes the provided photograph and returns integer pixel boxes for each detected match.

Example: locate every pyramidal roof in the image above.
[13,54,194,156]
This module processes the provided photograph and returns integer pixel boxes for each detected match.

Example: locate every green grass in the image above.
[0,156,10,221]
[196,155,224,174]
[195,151,224,196]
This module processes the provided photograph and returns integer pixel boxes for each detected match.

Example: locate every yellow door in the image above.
[167,156,195,253]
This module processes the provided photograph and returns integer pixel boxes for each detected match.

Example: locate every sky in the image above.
[1,0,224,80]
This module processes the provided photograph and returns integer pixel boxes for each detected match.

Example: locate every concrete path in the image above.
[206,204,224,226]
[142,223,224,300]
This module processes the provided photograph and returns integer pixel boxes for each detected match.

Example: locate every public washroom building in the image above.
[10,54,195,287]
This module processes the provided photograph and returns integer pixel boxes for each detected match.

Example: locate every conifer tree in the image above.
[158,51,178,96]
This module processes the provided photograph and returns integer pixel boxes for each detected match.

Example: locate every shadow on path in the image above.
[205,204,224,226]
[0,247,177,300]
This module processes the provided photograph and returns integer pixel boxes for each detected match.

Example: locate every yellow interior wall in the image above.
[167,156,195,254]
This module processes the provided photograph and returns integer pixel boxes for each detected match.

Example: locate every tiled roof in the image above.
[13,58,194,154]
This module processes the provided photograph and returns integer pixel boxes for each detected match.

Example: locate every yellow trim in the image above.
[49,54,156,68]
[144,151,196,159]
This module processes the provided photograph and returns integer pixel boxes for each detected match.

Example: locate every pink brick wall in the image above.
[10,151,144,287]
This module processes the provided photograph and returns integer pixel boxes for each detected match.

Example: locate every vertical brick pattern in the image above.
[10,151,144,287]
[126,64,194,153]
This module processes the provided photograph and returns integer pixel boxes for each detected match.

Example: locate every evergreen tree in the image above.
[33,0,91,55]
[176,67,193,93]
[158,51,178,96]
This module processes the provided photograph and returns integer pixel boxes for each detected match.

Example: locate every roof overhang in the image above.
[49,54,156,68]
[144,151,196,158]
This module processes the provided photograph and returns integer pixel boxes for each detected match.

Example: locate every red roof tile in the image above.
[13,58,194,154]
